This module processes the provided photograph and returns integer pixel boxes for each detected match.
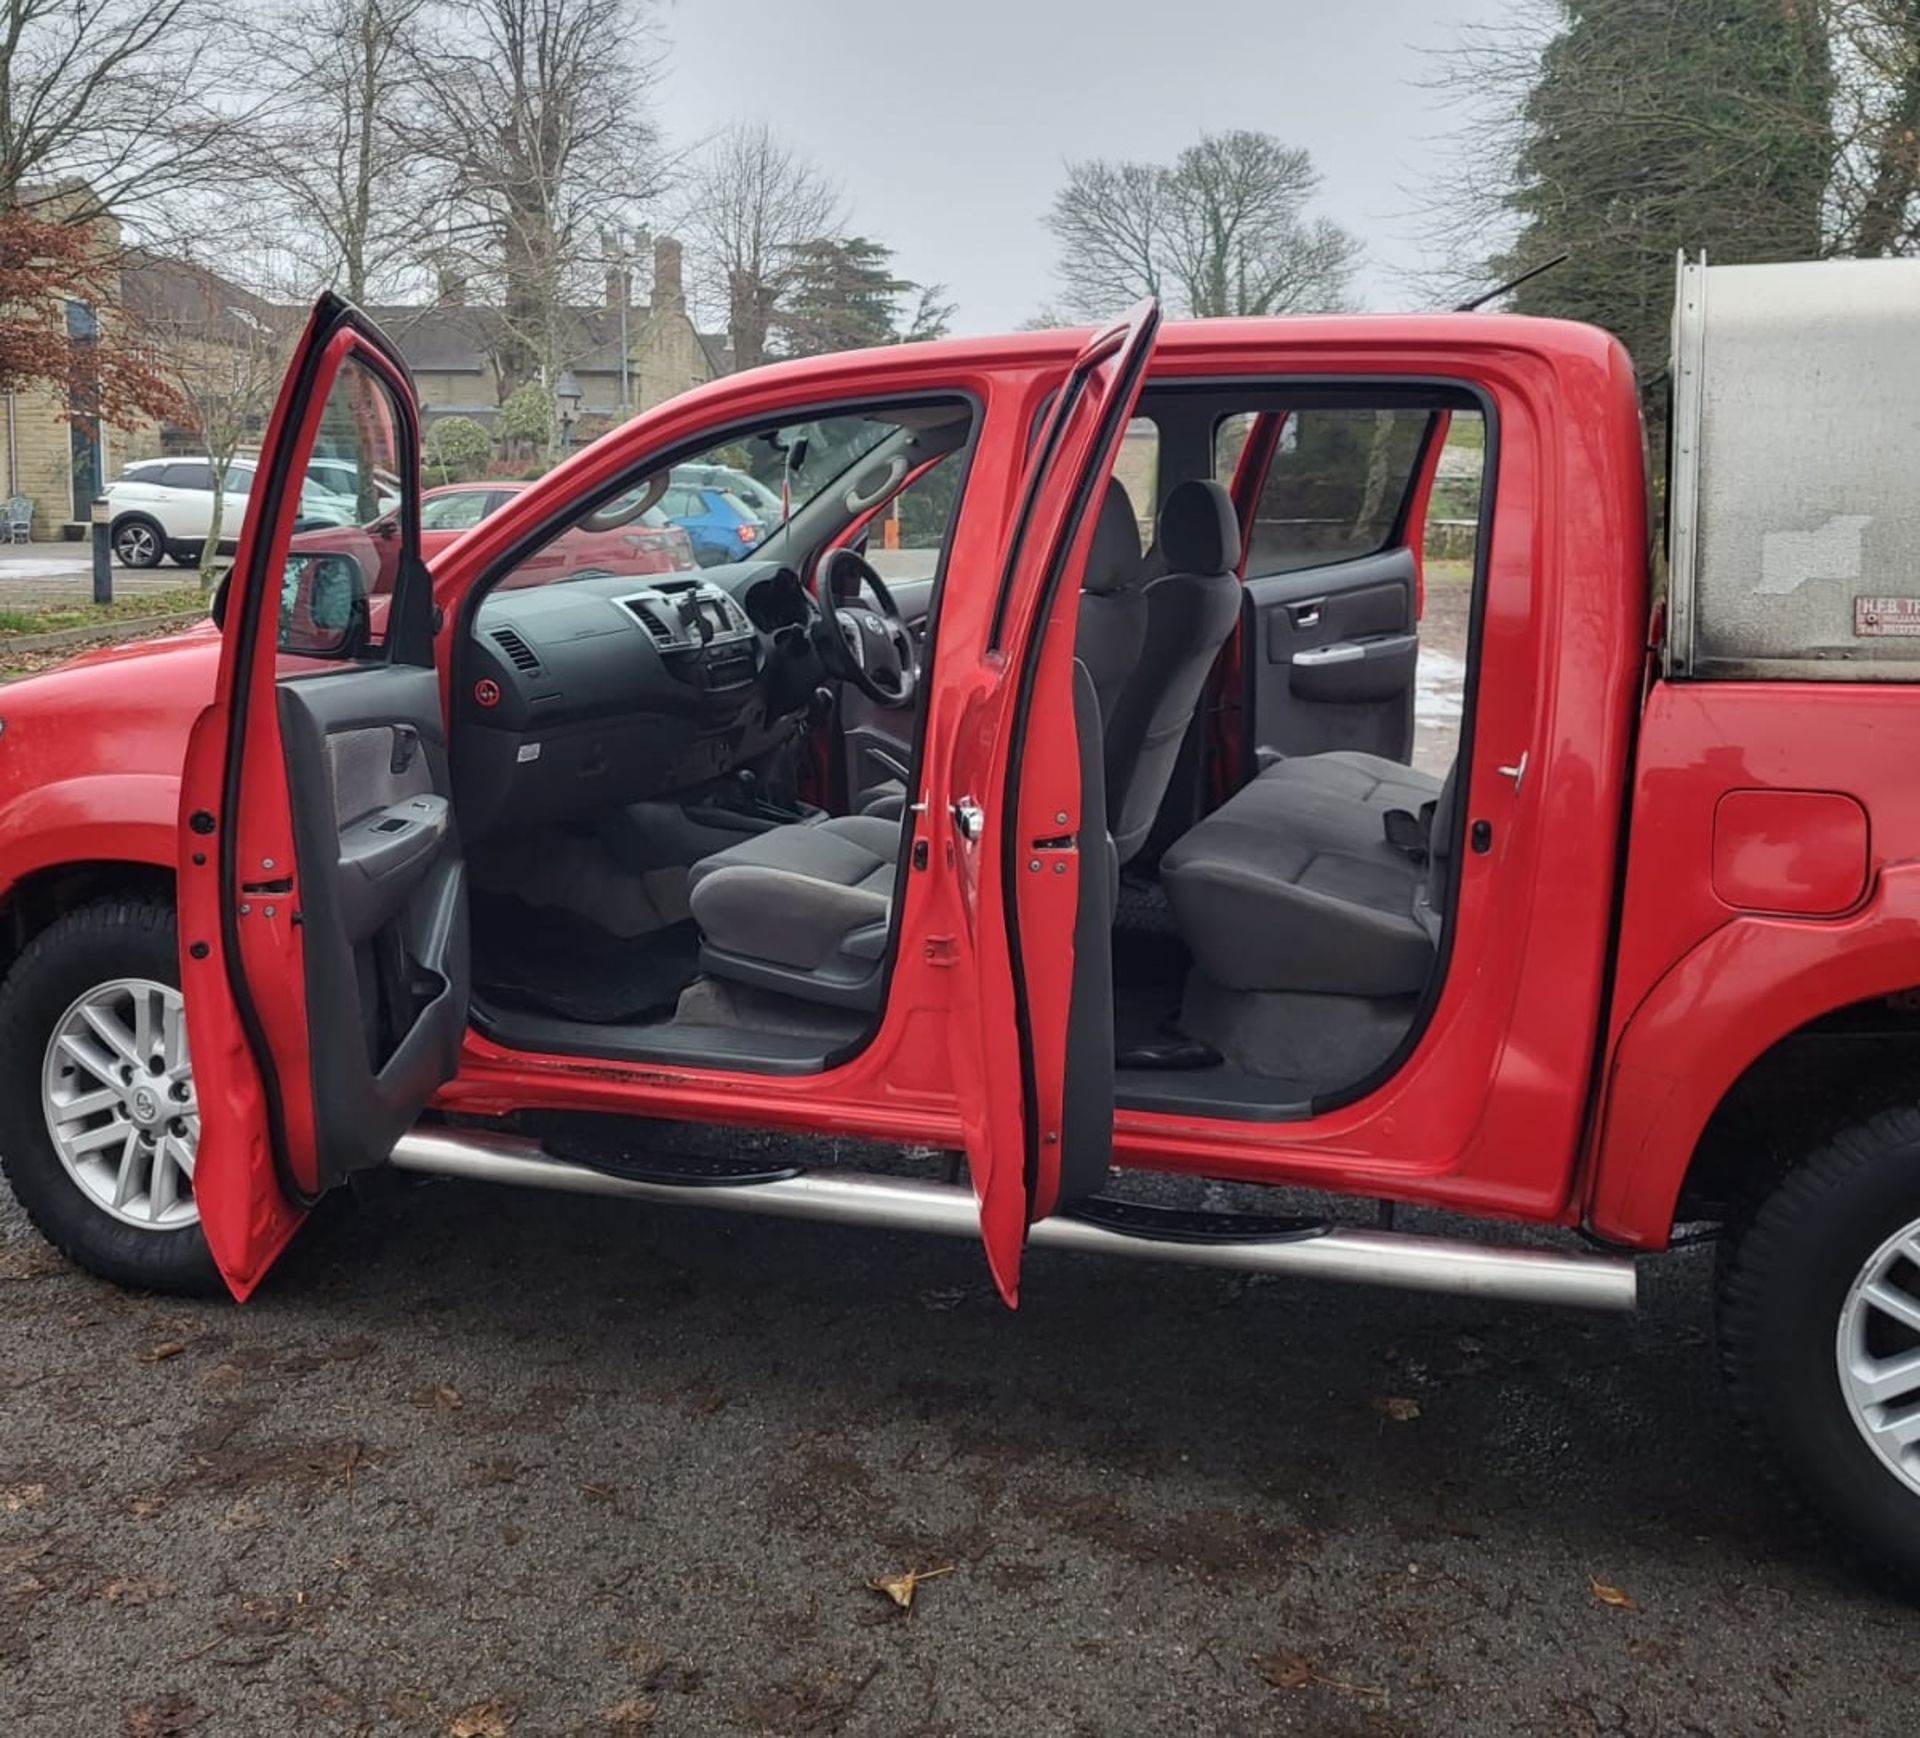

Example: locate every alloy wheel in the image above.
[41,977,199,1230]
[113,523,158,566]
[1836,1216,1920,1497]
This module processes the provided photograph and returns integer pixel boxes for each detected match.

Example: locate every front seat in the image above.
[1102,478,1244,864]
[860,477,1147,821]
[687,814,900,1009]
[692,480,1151,1009]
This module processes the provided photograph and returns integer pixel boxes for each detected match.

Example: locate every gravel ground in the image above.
[3,1139,1919,1738]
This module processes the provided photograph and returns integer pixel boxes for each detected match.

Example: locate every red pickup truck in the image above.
[1,265,1917,1589]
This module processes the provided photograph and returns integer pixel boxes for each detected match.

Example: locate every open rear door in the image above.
[178,294,467,1299]
[954,300,1159,1304]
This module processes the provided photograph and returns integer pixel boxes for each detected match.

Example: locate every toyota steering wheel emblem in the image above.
[474,677,501,708]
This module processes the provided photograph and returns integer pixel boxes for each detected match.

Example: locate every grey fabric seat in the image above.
[1104,479,1244,864]
[860,478,1146,823]
[687,815,900,1009]
[1161,763,1456,999]
[1258,749,1441,818]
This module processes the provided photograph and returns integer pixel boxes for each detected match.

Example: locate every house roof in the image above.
[364,301,729,382]
[121,255,289,347]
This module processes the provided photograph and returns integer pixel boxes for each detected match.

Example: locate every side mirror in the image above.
[278,551,369,656]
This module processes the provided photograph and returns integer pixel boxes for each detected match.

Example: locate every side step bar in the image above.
[389,1129,1638,1311]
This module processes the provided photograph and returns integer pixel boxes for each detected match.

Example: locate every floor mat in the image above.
[473,896,702,1024]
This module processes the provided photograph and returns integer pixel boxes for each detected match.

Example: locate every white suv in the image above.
[104,458,362,569]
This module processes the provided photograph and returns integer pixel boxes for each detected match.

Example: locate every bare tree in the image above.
[1046,131,1358,320]
[0,0,244,217]
[242,0,431,303]
[1829,0,1920,256]
[679,124,843,372]
[404,0,666,395]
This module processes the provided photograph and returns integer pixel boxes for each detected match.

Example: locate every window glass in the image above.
[280,356,410,656]
[486,401,973,595]
[1217,407,1430,574]
[162,463,214,492]
[1111,416,1158,546]
[227,468,253,495]
[420,489,493,532]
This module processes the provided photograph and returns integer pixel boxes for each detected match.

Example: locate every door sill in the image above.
[468,995,858,1077]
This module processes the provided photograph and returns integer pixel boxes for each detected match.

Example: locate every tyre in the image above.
[1720,1105,1920,1593]
[0,899,219,1295]
[170,547,201,568]
[110,516,165,569]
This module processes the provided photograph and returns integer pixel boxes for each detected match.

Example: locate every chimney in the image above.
[604,265,631,310]
[653,235,684,315]
[435,263,466,306]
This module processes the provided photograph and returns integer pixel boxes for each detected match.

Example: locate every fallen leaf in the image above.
[127,1494,168,1520]
[140,1341,189,1364]
[2,1481,46,1511]
[1629,1637,1675,1666]
[102,1575,173,1605]
[867,1564,954,1610]
[1255,1648,1317,1690]
[219,1498,267,1533]
[596,1698,657,1735]
[1372,1395,1422,1424]
[412,1383,462,1411]
[122,1691,205,1737]
[448,1698,517,1738]
[1590,1578,1637,1611]
[1254,1648,1386,1698]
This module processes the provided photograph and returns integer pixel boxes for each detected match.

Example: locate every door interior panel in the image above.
[1242,547,1418,771]
[277,665,468,1190]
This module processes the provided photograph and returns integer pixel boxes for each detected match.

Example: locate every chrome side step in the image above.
[389,1128,1638,1312]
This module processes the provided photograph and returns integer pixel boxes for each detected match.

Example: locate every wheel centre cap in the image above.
[127,1084,162,1127]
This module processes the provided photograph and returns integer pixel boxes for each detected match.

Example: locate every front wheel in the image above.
[0,900,219,1295]
[1720,1106,1920,1593]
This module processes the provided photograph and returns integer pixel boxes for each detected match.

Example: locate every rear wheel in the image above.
[0,900,218,1295]
[110,516,164,569]
[1720,1105,1920,1593]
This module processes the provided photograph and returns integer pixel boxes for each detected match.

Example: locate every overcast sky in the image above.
[650,0,1514,333]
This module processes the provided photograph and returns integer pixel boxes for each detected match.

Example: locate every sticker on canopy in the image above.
[1854,596,1920,637]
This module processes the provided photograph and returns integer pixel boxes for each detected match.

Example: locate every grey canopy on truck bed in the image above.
[1666,255,1920,681]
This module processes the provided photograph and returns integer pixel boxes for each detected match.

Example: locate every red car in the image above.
[289,478,696,601]
[3,273,1920,1590]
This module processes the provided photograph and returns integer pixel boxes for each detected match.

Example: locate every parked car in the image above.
[673,461,784,527]
[104,456,359,568]
[284,481,697,606]
[659,478,766,565]
[9,269,1920,1595]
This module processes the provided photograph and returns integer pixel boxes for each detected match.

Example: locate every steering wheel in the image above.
[815,548,918,709]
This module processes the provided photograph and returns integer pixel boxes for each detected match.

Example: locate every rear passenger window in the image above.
[162,463,214,491]
[1217,408,1429,574]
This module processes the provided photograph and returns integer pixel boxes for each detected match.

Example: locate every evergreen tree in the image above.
[773,237,953,358]
[1497,0,1834,375]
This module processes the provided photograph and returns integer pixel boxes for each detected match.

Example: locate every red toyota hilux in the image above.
[2,264,1919,1590]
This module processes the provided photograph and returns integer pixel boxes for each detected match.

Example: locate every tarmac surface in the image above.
[3,1133,1918,1737]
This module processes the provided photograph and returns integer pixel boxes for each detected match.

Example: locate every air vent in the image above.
[490,626,540,672]
[622,598,679,646]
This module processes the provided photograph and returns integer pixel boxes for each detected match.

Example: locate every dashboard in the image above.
[454,560,824,838]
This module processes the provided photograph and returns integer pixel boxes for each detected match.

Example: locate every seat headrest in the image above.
[1083,478,1144,595]
[1158,478,1241,576]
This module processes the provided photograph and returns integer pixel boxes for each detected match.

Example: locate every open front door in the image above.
[955,300,1159,1304]
[179,294,467,1300]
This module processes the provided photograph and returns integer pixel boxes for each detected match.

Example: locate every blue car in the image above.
[658,481,764,567]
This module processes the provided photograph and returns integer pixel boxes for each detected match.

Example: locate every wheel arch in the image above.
[1586,864,1920,1247]
[0,775,181,980]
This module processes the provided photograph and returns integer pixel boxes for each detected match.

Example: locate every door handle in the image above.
[952,796,985,841]
[1288,601,1323,630]
[1497,751,1529,794]
[1293,641,1366,667]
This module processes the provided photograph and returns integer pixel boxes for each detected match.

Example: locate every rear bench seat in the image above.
[1161,760,1454,1000]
